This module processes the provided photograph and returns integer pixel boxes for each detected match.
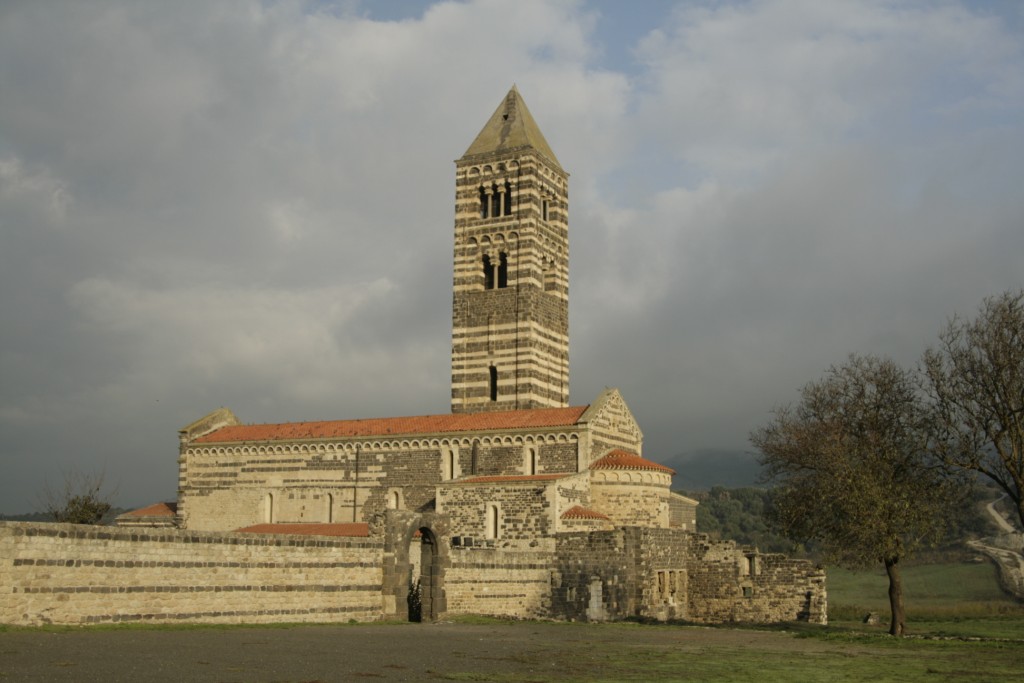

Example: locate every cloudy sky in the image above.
[1,0,1022,513]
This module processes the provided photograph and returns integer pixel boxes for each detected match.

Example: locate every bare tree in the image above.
[41,468,116,525]
[751,355,958,637]
[922,290,1024,530]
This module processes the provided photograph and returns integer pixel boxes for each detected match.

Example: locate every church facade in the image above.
[0,89,826,627]
[168,87,825,624]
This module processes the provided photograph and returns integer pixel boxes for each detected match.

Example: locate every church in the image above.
[140,87,825,624]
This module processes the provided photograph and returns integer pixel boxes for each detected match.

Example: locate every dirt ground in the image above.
[0,620,860,682]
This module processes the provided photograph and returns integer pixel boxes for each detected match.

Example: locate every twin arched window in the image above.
[479,181,513,219]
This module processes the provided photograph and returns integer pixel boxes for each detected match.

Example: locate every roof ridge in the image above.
[193,405,590,444]
[591,450,676,475]
[561,505,610,520]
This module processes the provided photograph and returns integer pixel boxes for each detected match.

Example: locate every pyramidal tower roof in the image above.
[461,85,562,170]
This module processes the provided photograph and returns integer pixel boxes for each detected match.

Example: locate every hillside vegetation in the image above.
[683,485,994,557]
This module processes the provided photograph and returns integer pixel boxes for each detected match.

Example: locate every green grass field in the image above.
[825,559,1024,638]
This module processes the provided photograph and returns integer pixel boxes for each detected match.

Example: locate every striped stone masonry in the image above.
[0,522,383,626]
[451,88,570,414]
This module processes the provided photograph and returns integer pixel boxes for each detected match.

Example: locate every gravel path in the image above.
[0,621,832,682]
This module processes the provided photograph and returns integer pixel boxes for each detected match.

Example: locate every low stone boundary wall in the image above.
[445,547,554,618]
[0,522,384,626]
[685,546,826,624]
[552,528,827,624]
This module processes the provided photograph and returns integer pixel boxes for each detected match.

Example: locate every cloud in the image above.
[0,0,1022,511]
[570,0,1024,455]
[631,0,1023,179]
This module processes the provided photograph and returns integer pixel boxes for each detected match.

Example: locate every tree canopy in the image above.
[41,469,115,525]
[751,354,959,636]
[923,289,1024,530]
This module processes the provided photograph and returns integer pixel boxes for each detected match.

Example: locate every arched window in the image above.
[485,504,500,539]
[479,186,489,218]
[389,490,401,510]
[489,366,498,401]
[325,493,334,523]
[482,252,509,290]
[264,493,274,524]
[442,448,455,480]
[525,447,538,475]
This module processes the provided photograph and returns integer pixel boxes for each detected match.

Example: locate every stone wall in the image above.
[668,493,698,532]
[541,442,578,474]
[681,533,826,624]
[445,546,554,618]
[451,135,571,415]
[552,530,638,621]
[583,390,644,459]
[589,475,670,528]
[551,528,826,624]
[0,520,826,627]
[180,431,584,533]
[438,480,556,547]
[0,522,383,626]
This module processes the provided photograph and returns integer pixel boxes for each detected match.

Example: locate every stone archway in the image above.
[415,527,441,622]
[383,510,448,623]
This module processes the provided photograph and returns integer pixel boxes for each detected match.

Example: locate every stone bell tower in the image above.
[451,86,570,413]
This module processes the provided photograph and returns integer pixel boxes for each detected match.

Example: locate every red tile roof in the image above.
[591,449,675,475]
[194,406,590,444]
[121,502,177,517]
[560,505,610,521]
[234,523,370,537]
[455,473,571,484]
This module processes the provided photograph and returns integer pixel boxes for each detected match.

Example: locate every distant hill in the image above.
[662,448,764,490]
[0,507,131,525]
[682,486,799,554]
[0,511,54,523]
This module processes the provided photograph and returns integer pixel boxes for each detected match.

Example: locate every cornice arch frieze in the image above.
[185,430,579,459]
[589,469,671,486]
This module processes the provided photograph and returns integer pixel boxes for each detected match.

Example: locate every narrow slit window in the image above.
[486,504,500,539]
[503,181,513,215]
[542,199,549,221]
[497,252,508,288]
[491,186,501,218]
[479,186,488,218]
[489,365,498,401]
[483,254,494,289]
[444,449,455,480]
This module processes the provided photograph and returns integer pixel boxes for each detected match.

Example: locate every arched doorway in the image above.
[409,527,441,622]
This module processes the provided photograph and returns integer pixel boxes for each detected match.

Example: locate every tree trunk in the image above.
[885,557,905,637]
